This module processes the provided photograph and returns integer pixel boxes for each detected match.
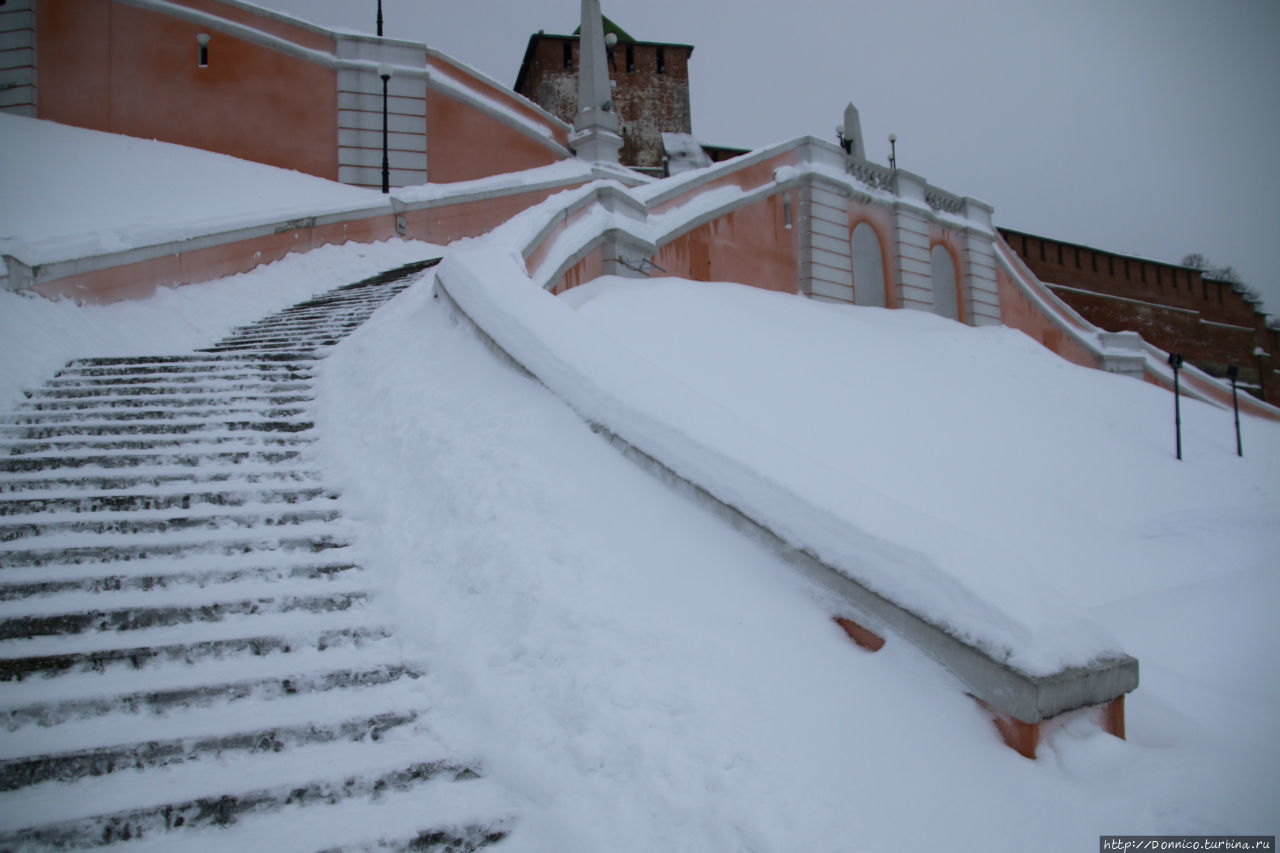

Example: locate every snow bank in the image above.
[0,114,388,267]
[435,251,1134,676]
[318,267,1280,850]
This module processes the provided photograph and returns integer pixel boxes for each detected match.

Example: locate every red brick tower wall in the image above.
[1000,228,1277,401]
[515,34,692,170]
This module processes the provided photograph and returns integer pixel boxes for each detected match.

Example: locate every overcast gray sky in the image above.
[255,0,1280,319]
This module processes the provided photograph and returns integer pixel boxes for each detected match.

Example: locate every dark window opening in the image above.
[626,43,635,72]
[657,46,665,74]
[563,40,573,69]
[199,44,208,66]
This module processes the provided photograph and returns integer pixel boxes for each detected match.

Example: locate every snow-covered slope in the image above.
[316,270,1280,849]
[0,114,387,268]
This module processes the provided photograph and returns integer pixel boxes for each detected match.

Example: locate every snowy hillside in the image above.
[317,268,1280,850]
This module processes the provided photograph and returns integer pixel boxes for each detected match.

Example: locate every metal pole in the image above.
[1227,365,1243,457]
[1169,353,1183,461]
[380,72,390,194]
[376,0,383,37]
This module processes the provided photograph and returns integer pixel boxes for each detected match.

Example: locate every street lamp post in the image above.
[1227,364,1243,457]
[376,0,383,37]
[378,63,392,194]
[1168,352,1184,460]
[888,133,897,172]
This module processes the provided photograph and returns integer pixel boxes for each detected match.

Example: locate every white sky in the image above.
[254,0,1280,319]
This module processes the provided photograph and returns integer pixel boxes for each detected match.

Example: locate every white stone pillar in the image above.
[890,170,934,312]
[960,198,1001,326]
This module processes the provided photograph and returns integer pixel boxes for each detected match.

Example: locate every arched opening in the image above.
[930,244,960,320]
[851,222,886,308]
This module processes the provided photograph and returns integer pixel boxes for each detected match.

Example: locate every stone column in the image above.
[960,198,1001,326]
[890,170,934,312]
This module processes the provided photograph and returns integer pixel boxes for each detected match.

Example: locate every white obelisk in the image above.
[570,0,623,163]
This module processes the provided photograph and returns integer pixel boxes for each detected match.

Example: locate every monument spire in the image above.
[570,0,623,163]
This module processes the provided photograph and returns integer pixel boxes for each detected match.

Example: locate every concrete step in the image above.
[0,448,307,473]
[1,647,419,730]
[0,417,315,440]
[0,676,429,790]
[86,783,510,853]
[0,525,353,568]
[0,467,323,496]
[23,382,312,404]
[0,502,340,542]
[0,610,390,681]
[0,587,368,641]
[0,484,330,516]
[0,734,483,850]
[0,403,310,425]
[1,433,313,457]
[16,391,314,413]
[0,556,359,602]
[43,367,313,388]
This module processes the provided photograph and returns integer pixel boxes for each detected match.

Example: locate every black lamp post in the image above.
[888,133,897,172]
[1227,364,1243,457]
[378,62,392,194]
[1168,352,1184,460]
[376,0,383,37]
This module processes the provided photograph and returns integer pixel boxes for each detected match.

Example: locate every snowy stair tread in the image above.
[0,258,511,851]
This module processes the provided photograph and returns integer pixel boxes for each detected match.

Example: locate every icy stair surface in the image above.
[0,260,514,851]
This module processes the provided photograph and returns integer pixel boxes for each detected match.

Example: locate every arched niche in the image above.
[851,222,886,308]
[930,244,960,320]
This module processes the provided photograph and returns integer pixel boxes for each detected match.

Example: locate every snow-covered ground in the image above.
[316,269,1279,850]
[2,114,1276,848]
[0,114,389,267]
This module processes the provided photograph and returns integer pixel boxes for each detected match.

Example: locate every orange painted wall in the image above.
[995,264,1100,369]
[653,193,798,292]
[426,89,564,184]
[550,249,605,295]
[33,215,398,305]
[402,183,589,245]
[37,0,338,179]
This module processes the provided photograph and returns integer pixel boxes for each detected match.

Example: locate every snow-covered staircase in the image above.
[0,260,512,851]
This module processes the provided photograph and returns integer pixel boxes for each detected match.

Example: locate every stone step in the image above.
[0,586,367,641]
[0,611,389,681]
[16,391,314,413]
[2,432,314,456]
[0,467,322,496]
[65,353,319,369]
[1,648,418,730]
[0,558,359,605]
[0,448,306,474]
[216,319,365,337]
[0,499,339,541]
[0,404,310,425]
[198,341,341,353]
[23,381,313,402]
[87,783,509,853]
[0,484,330,517]
[0,677,430,790]
[0,735,483,850]
[0,526,352,568]
[43,367,313,387]
[0,557,359,602]
[0,417,315,440]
